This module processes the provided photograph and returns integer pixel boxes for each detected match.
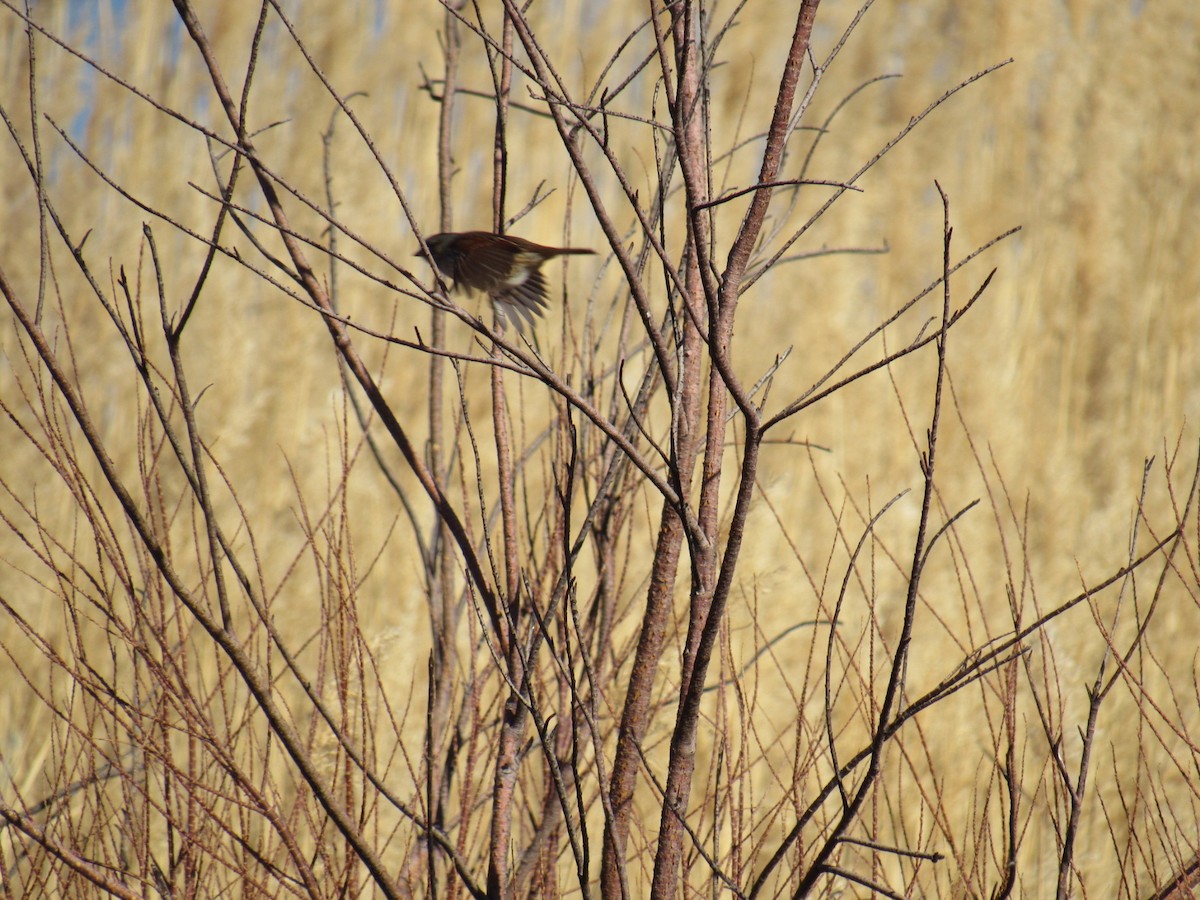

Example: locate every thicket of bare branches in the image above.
[1,0,1198,897]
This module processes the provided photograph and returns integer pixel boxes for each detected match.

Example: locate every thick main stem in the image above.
[646,2,821,896]
[598,3,710,894]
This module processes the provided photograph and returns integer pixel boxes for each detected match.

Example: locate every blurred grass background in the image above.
[1,0,1197,893]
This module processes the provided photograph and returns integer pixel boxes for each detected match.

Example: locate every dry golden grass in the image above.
[1,0,1197,897]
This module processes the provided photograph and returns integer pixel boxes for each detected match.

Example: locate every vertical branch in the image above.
[601,499,692,895]
[145,226,233,632]
[647,2,720,891]
[598,0,714,889]
[491,12,513,237]
[437,4,462,233]
[992,651,1022,900]
[794,182,955,896]
[485,11,525,900]
[491,9,520,623]
[650,3,820,895]
[1056,461,1152,898]
[22,0,49,323]
[426,6,462,892]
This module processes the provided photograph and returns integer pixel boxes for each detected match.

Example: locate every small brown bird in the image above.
[419,231,594,332]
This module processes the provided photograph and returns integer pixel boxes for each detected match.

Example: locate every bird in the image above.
[418,231,594,332]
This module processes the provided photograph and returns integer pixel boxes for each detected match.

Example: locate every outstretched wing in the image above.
[492,269,550,334]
